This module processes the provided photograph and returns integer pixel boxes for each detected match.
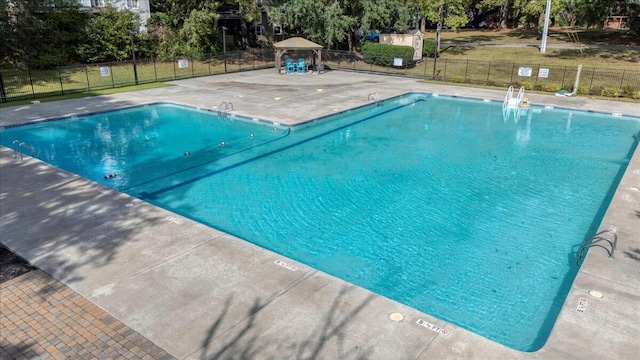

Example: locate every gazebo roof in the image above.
[273,37,323,50]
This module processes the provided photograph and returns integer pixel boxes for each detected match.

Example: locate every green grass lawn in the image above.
[2,55,271,102]
[428,28,640,69]
[436,28,640,46]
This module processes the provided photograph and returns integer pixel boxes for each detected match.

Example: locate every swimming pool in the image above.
[2,94,638,351]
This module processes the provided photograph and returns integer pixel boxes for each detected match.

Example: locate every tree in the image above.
[267,0,415,51]
[417,0,469,53]
[148,0,221,59]
[179,9,221,58]
[76,5,140,63]
[4,0,89,68]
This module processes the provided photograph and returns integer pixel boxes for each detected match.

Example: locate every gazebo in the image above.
[273,37,323,74]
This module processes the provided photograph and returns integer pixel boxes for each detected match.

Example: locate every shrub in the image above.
[589,86,604,96]
[577,85,588,95]
[362,42,414,67]
[423,39,436,57]
[541,82,562,92]
[620,85,639,99]
[601,87,619,97]
[520,81,534,90]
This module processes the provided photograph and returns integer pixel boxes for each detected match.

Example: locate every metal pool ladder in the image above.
[12,140,40,161]
[219,101,235,111]
[576,228,617,265]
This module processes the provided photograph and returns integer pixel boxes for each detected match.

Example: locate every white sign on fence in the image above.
[100,67,110,77]
[393,57,403,67]
[518,67,533,77]
[178,59,189,68]
[538,68,550,78]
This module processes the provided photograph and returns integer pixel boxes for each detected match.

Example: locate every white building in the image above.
[78,0,151,32]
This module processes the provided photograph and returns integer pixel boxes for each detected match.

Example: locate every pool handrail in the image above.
[576,228,617,265]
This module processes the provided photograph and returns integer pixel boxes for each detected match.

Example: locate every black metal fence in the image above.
[322,50,640,98]
[0,49,275,102]
[2,48,639,103]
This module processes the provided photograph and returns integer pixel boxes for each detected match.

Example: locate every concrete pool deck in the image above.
[1,69,639,359]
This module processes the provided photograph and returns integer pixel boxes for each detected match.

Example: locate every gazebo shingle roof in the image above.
[273,37,323,50]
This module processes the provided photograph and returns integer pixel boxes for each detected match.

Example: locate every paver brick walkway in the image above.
[1,270,175,360]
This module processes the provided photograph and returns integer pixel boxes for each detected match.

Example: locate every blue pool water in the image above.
[2,95,639,351]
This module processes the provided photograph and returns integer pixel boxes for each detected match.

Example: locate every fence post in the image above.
[110,63,115,89]
[561,66,567,88]
[28,67,36,99]
[464,60,469,80]
[534,64,540,87]
[588,68,596,94]
[154,58,158,82]
[423,57,428,79]
[0,70,7,103]
[191,56,195,78]
[173,57,177,80]
[238,52,242,72]
[510,63,515,84]
[85,66,91,91]
[443,59,448,79]
[58,68,65,95]
[618,70,626,92]
[208,55,211,75]
[486,62,491,82]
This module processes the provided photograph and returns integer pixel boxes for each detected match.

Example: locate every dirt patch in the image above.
[0,244,36,283]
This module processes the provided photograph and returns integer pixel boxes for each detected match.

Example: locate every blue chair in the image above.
[285,58,295,74]
[296,58,306,73]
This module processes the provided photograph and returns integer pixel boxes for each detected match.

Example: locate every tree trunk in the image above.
[500,0,509,29]
[420,17,426,33]
[348,26,354,52]
[435,5,444,53]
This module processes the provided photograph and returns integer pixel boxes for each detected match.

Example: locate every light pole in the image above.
[130,31,139,85]
[222,26,228,73]
[540,0,551,53]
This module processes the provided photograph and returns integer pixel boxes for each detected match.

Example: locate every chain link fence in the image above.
[1,48,638,102]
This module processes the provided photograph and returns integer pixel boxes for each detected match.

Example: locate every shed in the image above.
[273,37,323,74]
[379,30,424,61]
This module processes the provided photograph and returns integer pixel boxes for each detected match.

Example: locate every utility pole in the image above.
[540,0,551,53]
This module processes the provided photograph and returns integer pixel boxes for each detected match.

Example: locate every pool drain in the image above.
[588,290,604,298]
[389,313,404,322]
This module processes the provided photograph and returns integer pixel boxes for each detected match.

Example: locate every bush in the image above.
[541,82,562,92]
[577,85,588,95]
[601,87,619,97]
[362,42,414,67]
[423,39,436,57]
[520,81,534,90]
[589,86,604,96]
[620,85,639,99]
